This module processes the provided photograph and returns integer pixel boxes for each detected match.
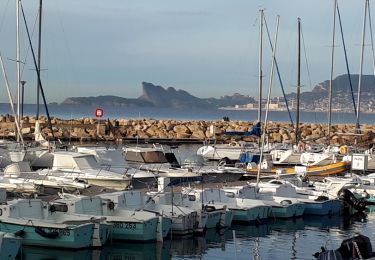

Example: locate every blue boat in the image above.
[0,199,95,249]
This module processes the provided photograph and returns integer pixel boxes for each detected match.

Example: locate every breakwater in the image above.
[0,115,374,146]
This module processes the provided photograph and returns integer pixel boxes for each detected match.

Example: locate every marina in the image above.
[1,0,375,259]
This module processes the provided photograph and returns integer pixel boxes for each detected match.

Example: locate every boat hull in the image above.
[269,203,305,218]
[231,205,270,223]
[0,222,94,249]
[302,200,342,215]
[109,218,159,241]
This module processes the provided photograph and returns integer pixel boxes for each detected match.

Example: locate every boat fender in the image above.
[314,196,329,202]
[14,230,25,237]
[339,146,348,155]
[108,201,115,210]
[34,227,59,239]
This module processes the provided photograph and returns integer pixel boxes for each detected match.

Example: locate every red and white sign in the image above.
[95,108,104,118]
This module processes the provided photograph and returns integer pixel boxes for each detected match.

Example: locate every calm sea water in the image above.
[2,103,375,124]
[17,213,375,260]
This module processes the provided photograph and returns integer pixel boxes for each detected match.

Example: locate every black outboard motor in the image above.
[338,189,375,212]
[314,234,374,259]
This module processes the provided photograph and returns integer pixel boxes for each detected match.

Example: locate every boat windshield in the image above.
[74,156,100,170]
[125,151,168,163]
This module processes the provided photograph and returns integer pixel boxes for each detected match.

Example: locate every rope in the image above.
[263,17,294,126]
[337,4,357,115]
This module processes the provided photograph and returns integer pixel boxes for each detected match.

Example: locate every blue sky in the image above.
[0,0,371,103]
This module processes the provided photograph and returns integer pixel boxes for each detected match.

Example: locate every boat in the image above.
[55,194,168,242]
[99,189,197,236]
[0,231,22,259]
[196,140,258,161]
[259,179,342,215]
[244,159,351,179]
[75,146,157,189]
[0,198,99,249]
[38,151,132,190]
[183,154,246,183]
[183,186,270,224]
[97,191,172,240]
[123,146,202,183]
[1,161,90,195]
[148,191,210,233]
[222,184,305,219]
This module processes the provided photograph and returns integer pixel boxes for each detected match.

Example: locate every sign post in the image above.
[95,108,104,136]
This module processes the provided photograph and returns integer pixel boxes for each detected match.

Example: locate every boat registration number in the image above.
[113,222,136,230]
[47,228,71,236]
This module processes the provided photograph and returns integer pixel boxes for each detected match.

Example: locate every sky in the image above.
[0,0,372,103]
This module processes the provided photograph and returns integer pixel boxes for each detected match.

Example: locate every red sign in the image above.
[95,108,104,118]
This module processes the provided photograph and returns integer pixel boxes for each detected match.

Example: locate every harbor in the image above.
[2,0,375,259]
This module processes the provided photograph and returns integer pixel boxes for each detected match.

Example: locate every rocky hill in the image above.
[61,82,255,109]
[61,75,375,111]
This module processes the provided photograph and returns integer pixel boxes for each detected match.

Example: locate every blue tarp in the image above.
[224,122,261,137]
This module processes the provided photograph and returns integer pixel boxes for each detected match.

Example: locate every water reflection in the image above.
[17,214,371,260]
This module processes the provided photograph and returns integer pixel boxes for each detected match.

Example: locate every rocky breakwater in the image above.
[0,115,374,146]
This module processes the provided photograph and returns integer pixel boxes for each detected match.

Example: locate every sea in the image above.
[4,105,375,259]
[2,103,375,124]
[16,212,375,260]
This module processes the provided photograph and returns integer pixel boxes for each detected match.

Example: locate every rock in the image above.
[173,125,191,134]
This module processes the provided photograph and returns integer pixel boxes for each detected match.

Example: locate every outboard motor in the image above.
[338,189,375,212]
[314,234,374,259]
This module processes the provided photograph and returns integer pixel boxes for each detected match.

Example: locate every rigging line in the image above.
[367,1,375,79]
[300,24,320,123]
[0,51,24,145]
[299,25,313,94]
[263,16,294,126]
[20,0,55,141]
[20,8,39,78]
[336,3,357,115]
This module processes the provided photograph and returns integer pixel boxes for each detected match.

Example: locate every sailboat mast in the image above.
[36,0,43,120]
[295,18,301,145]
[356,0,368,133]
[257,9,264,123]
[16,0,21,142]
[328,0,337,143]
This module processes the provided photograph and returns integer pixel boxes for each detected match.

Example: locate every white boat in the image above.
[0,231,22,259]
[75,146,157,189]
[2,161,90,195]
[148,191,210,233]
[38,151,132,190]
[183,186,270,224]
[196,141,258,161]
[183,155,246,183]
[257,180,342,215]
[123,146,202,182]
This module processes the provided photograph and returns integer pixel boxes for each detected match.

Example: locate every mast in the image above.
[36,0,43,120]
[295,18,301,145]
[356,0,368,133]
[328,0,337,143]
[256,15,279,186]
[257,9,264,123]
[16,0,21,142]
